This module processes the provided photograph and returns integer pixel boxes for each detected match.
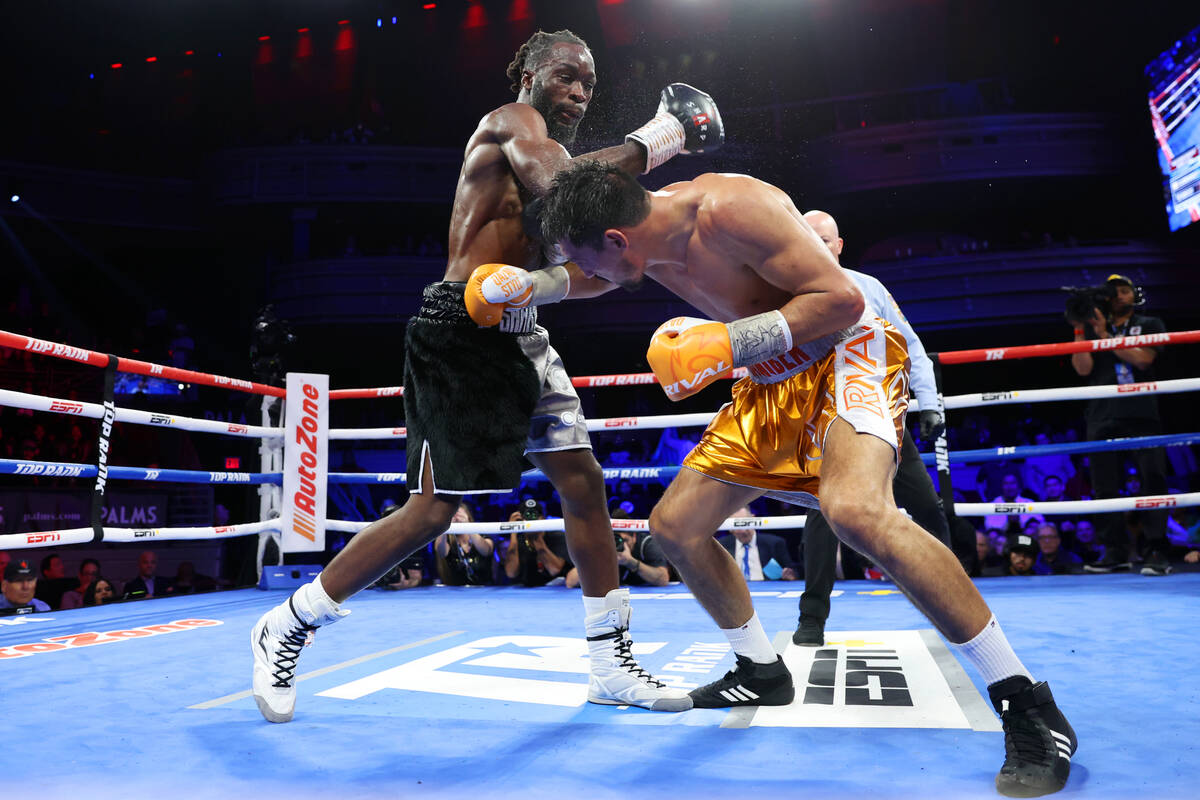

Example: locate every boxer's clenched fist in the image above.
[464,263,570,327]
[646,317,734,401]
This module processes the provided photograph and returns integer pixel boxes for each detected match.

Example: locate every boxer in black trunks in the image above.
[252,29,722,721]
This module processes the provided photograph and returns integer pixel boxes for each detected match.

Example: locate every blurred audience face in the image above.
[138,551,157,578]
[1009,549,1035,574]
[1036,525,1061,556]
[976,532,990,562]
[992,534,1008,556]
[77,560,99,589]
[1075,520,1095,544]
[1042,475,1064,501]
[2,576,37,606]
[42,555,65,580]
[1001,474,1020,500]
[88,579,115,606]
[452,504,473,525]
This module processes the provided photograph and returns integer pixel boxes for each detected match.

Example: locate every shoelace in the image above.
[613,632,666,688]
[271,622,317,688]
[1003,712,1053,767]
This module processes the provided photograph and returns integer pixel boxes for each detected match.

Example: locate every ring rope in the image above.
[917,432,1200,465]
[0,329,285,397]
[0,388,282,439]
[0,520,280,551]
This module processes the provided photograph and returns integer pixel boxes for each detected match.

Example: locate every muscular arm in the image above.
[710,185,864,342]
[493,104,646,196]
[563,263,620,299]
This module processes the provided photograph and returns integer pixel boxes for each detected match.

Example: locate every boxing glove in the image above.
[647,311,793,401]
[627,83,725,173]
[464,263,570,327]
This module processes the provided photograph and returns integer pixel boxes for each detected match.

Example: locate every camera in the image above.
[614,532,625,552]
[1061,284,1116,326]
[520,498,541,521]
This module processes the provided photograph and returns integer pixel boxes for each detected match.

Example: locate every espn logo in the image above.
[1135,497,1177,509]
[49,400,84,414]
[804,647,913,707]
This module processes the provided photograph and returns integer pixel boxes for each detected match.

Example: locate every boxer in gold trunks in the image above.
[475,162,1077,798]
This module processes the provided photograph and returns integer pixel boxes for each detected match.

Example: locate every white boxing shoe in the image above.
[251,579,347,723]
[585,588,692,712]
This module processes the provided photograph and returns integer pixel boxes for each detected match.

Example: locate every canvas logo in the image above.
[746,630,999,731]
[319,635,671,708]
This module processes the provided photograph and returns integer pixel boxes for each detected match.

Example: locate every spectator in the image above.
[59,558,101,609]
[435,503,494,586]
[124,550,169,598]
[35,553,73,609]
[975,530,1005,576]
[717,506,798,582]
[502,500,571,587]
[1,557,51,615]
[568,509,670,588]
[1072,274,1171,576]
[1041,475,1067,503]
[982,473,1043,534]
[1072,520,1103,564]
[1033,523,1083,575]
[0,551,10,576]
[83,577,116,607]
[1022,433,1076,498]
[165,561,218,595]
[996,534,1038,577]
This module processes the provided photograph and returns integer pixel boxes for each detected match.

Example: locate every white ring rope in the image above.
[322,514,810,535]
[0,388,282,439]
[0,520,280,551]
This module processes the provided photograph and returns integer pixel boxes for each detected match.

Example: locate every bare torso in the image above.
[643,174,844,324]
[443,108,545,282]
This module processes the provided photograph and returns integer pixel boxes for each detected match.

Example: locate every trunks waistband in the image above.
[746,318,866,384]
[417,281,538,335]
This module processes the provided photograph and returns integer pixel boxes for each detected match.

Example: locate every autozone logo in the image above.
[291,382,322,543]
[985,349,1006,361]
[48,400,85,414]
[1135,497,1177,509]
[0,619,221,660]
[1117,383,1157,393]
[25,532,62,544]
[992,504,1031,513]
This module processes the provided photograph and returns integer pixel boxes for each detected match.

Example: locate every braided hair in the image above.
[506,29,589,94]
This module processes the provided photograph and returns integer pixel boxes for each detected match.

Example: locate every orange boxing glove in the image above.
[464,263,570,327]
[646,317,734,401]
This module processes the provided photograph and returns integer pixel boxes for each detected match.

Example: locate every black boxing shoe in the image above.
[689,654,794,708]
[792,615,825,647]
[1083,550,1131,573]
[989,676,1077,798]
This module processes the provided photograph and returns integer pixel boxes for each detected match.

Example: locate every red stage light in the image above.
[258,35,271,41]
[111,63,123,69]
[225,457,241,470]
[338,19,350,25]
[424,3,436,9]
[184,50,194,55]
[297,27,310,33]
[145,56,157,62]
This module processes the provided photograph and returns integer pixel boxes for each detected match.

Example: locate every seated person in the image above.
[1033,522,1083,575]
[59,558,101,610]
[985,534,1039,577]
[565,509,670,588]
[716,506,798,581]
[502,499,572,587]
[1,558,51,615]
[83,577,117,606]
[435,503,495,586]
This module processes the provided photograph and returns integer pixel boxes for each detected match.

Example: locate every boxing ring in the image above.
[2,326,1199,799]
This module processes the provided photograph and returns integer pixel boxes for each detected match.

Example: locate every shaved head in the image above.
[803,209,843,263]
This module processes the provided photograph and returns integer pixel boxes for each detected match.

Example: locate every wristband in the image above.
[727,310,794,368]
[528,265,570,306]
[626,111,686,173]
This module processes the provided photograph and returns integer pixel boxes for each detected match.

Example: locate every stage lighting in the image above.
[10,195,19,203]
[376,18,383,28]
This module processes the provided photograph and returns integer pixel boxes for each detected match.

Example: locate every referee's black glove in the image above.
[919,409,945,441]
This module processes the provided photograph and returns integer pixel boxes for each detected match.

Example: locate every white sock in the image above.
[721,612,777,664]
[292,575,347,625]
[950,615,1034,687]
[582,595,607,618]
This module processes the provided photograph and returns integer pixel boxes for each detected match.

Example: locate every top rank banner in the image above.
[281,373,329,553]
